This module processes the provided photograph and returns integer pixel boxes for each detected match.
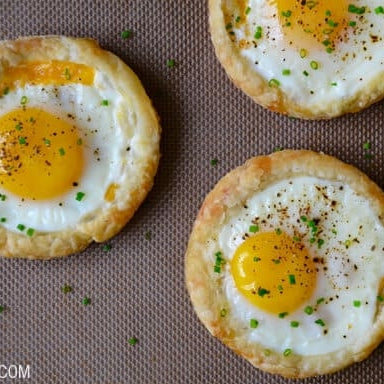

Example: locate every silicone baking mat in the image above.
[1,0,384,383]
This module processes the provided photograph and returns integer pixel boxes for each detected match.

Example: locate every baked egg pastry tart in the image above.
[0,36,160,259]
[209,0,384,119]
[185,150,384,377]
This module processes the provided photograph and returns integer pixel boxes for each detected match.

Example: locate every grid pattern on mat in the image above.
[1,1,384,383]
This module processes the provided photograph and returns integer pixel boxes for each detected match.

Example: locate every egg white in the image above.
[0,70,141,232]
[225,0,384,113]
[211,176,384,355]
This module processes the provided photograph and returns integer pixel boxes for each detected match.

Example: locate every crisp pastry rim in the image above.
[185,149,384,378]
[0,35,161,259]
[208,0,384,119]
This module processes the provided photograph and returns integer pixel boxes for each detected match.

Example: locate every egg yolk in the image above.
[274,0,350,50]
[0,61,95,200]
[0,107,84,200]
[231,231,316,314]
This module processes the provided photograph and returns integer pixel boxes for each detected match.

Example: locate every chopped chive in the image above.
[61,284,73,294]
[235,15,241,22]
[317,297,325,305]
[0,217,6,223]
[59,147,66,156]
[281,10,292,17]
[348,21,357,26]
[275,228,282,235]
[304,306,313,315]
[348,4,365,14]
[250,318,259,328]
[75,191,85,201]
[214,251,225,273]
[20,95,28,105]
[3,87,9,95]
[18,137,27,145]
[166,59,176,68]
[283,348,292,356]
[121,29,132,39]
[268,78,280,87]
[299,48,307,58]
[315,318,325,326]
[64,68,71,80]
[289,274,296,285]
[15,123,22,131]
[254,26,263,39]
[101,99,109,106]
[144,231,152,240]
[253,256,261,262]
[26,228,35,237]
[264,349,271,356]
[81,297,91,306]
[225,22,233,30]
[363,141,371,150]
[353,300,361,307]
[0,194,6,201]
[278,312,288,318]
[220,308,227,317]
[257,287,270,297]
[128,337,138,345]
[0,305,4,313]
[310,61,319,70]
[303,70,309,76]
[77,138,83,146]
[317,238,325,249]
[210,158,218,166]
[327,20,338,27]
[102,244,112,251]
[375,6,384,14]
[17,224,25,231]
[249,225,259,233]
[282,69,291,75]
[378,295,384,302]
[277,284,283,292]
[290,321,299,328]
[245,6,251,14]
[43,138,51,146]
[272,258,280,264]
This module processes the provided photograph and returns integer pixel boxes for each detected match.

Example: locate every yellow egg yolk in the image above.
[274,0,350,51]
[231,231,316,314]
[0,107,84,200]
[0,61,95,200]
[0,60,94,91]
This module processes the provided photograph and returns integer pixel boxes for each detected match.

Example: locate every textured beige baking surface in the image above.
[1,1,384,383]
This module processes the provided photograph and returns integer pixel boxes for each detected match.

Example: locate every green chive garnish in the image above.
[249,225,259,233]
[26,228,35,237]
[166,59,176,68]
[283,348,292,356]
[289,274,296,285]
[210,158,218,166]
[310,61,319,70]
[75,192,85,201]
[250,318,259,328]
[254,26,263,39]
[220,308,227,317]
[315,318,325,326]
[17,224,25,231]
[121,30,132,39]
[81,297,91,306]
[278,312,288,318]
[61,284,73,294]
[353,300,361,307]
[20,96,28,105]
[268,78,280,87]
[59,147,65,156]
[101,99,109,106]
[128,337,138,345]
[304,306,313,315]
[258,287,270,297]
[290,321,299,328]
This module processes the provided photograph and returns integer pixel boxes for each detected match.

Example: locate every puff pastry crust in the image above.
[185,150,384,377]
[0,36,160,259]
[208,0,384,119]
